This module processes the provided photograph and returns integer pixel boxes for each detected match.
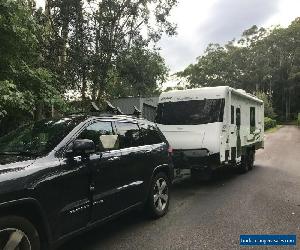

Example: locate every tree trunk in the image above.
[34,101,44,121]
[45,0,51,17]
[81,68,87,108]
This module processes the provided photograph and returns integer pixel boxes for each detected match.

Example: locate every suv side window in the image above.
[78,121,114,152]
[140,124,164,145]
[115,122,143,148]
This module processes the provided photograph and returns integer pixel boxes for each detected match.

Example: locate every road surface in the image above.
[59,125,300,250]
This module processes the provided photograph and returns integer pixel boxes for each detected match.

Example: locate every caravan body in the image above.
[156,86,264,171]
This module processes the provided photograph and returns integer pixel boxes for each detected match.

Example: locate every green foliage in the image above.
[0,0,65,134]
[113,47,169,97]
[264,117,277,131]
[256,92,276,118]
[0,0,176,134]
[164,86,185,92]
[46,0,177,101]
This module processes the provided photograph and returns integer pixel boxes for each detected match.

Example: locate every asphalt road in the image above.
[59,125,300,250]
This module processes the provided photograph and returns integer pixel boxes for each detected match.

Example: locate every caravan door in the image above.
[229,102,242,162]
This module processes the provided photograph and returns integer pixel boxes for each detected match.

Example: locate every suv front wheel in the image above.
[146,172,170,218]
[0,216,40,250]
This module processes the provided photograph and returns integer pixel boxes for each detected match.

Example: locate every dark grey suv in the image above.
[0,114,173,250]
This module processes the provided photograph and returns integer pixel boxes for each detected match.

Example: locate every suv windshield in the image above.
[0,117,83,156]
[156,99,225,125]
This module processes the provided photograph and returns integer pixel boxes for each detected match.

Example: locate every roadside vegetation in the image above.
[0,0,177,135]
[264,117,277,131]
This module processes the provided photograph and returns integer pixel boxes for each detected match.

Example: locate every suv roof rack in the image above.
[67,101,142,119]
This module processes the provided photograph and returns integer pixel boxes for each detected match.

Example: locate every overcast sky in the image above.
[158,0,300,74]
[36,0,300,74]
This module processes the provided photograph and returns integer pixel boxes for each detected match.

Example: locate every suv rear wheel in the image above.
[0,216,40,250]
[146,172,170,218]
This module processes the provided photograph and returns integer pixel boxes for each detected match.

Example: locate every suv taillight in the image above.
[168,146,173,155]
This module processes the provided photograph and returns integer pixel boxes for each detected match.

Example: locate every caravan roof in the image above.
[159,86,263,104]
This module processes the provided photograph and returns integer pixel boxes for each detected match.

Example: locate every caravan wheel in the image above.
[239,153,249,173]
[248,150,255,170]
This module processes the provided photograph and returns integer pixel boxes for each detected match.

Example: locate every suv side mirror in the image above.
[72,139,95,155]
[99,135,119,150]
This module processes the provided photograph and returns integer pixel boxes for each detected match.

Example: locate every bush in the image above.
[256,92,276,119]
[264,117,277,131]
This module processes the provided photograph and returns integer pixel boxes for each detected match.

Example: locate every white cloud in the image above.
[159,0,218,74]
[263,0,300,27]
[160,0,283,73]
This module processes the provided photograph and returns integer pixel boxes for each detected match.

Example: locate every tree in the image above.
[256,92,275,118]
[114,46,168,97]
[0,0,64,134]
[45,0,177,103]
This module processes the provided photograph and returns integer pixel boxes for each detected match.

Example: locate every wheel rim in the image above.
[153,178,169,212]
[0,228,31,250]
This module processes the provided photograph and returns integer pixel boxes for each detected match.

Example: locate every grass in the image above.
[265,125,283,134]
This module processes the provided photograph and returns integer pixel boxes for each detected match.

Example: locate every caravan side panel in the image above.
[228,91,264,162]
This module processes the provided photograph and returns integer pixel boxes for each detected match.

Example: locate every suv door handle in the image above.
[108,156,120,161]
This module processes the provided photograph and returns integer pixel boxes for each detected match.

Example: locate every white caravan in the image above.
[156,86,264,179]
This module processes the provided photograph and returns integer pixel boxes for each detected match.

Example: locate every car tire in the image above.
[146,172,170,219]
[239,153,249,173]
[0,216,40,250]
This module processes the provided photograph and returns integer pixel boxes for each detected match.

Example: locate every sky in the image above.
[158,0,300,74]
[36,0,300,81]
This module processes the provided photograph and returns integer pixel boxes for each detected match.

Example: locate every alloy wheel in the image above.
[153,177,169,212]
[0,228,31,250]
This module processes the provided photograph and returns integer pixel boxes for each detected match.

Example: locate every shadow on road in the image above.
[58,209,147,250]
[173,167,240,190]
[58,167,247,250]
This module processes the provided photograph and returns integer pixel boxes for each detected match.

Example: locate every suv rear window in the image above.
[139,124,164,145]
[115,122,143,148]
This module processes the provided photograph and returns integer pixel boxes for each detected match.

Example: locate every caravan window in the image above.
[231,105,235,124]
[236,108,241,126]
[156,99,225,125]
[250,107,256,132]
